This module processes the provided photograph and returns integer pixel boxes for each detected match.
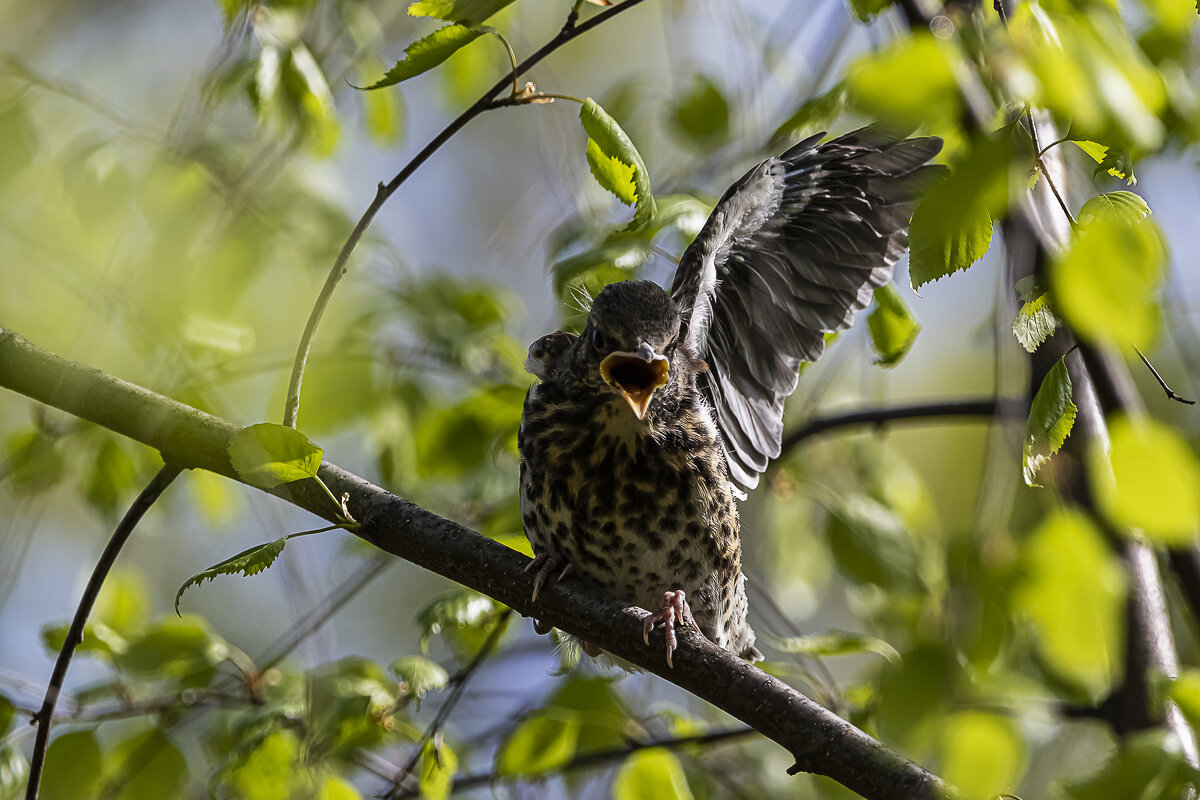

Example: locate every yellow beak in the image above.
[600,346,669,419]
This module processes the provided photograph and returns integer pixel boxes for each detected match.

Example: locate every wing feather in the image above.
[670,126,943,493]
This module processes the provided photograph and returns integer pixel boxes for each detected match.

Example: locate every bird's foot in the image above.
[525,554,575,602]
[643,590,697,668]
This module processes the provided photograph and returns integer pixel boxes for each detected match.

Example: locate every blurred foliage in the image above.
[3,0,1200,798]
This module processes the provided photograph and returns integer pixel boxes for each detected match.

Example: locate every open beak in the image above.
[600,343,669,420]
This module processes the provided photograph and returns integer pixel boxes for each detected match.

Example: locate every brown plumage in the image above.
[519,127,943,664]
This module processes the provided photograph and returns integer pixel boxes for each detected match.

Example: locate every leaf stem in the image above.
[480,26,520,97]
[24,463,181,800]
[282,0,652,429]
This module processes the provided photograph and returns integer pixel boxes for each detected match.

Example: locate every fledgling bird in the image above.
[519,127,943,665]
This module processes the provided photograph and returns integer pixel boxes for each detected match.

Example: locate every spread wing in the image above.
[670,126,943,493]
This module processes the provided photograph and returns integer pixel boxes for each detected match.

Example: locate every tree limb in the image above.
[0,328,950,800]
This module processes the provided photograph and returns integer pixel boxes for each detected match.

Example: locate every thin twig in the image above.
[1134,347,1195,405]
[382,610,513,799]
[389,726,756,798]
[776,398,1024,460]
[24,464,181,800]
[282,0,651,428]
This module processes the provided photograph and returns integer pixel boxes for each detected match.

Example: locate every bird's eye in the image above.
[591,328,607,351]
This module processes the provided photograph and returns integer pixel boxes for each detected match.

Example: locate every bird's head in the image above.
[579,280,684,420]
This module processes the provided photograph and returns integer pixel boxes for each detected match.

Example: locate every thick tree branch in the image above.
[0,328,950,800]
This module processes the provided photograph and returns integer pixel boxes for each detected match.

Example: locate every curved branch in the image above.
[0,329,950,800]
[282,0,651,428]
[24,463,181,800]
[776,397,1025,460]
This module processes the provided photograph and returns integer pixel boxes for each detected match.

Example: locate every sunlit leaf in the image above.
[939,712,1025,800]
[1067,730,1195,800]
[1069,139,1109,164]
[1090,416,1200,543]
[1023,356,1076,487]
[360,59,404,144]
[42,731,102,800]
[114,616,229,688]
[362,25,482,89]
[1077,190,1151,224]
[1164,669,1200,734]
[227,422,323,489]
[408,0,515,24]
[41,622,127,659]
[175,538,287,614]
[94,570,150,636]
[908,135,1011,290]
[390,655,449,704]
[771,84,846,144]
[774,630,899,662]
[613,748,694,800]
[106,727,187,800]
[224,729,302,800]
[1050,212,1165,350]
[0,746,28,800]
[416,589,500,653]
[1012,287,1058,353]
[848,0,894,22]
[496,709,581,776]
[317,774,361,800]
[825,495,921,590]
[1013,508,1126,699]
[670,74,730,148]
[580,98,657,229]
[1095,146,1137,185]
[419,739,457,800]
[867,283,920,367]
[585,138,637,204]
[847,33,960,127]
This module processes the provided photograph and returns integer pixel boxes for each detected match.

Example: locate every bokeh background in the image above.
[2,0,1200,797]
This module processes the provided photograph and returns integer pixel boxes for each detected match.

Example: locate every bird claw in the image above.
[526,554,573,602]
[642,590,696,668]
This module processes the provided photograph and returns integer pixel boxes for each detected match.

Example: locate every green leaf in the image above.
[175,538,287,614]
[1050,211,1165,350]
[361,25,482,89]
[771,84,846,144]
[1078,190,1151,224]
[579,98,657,229]
[416,589,501,654]
[1069,139,1109,164]
[496,709,581,776]
[613,748,694,800]
[40,622,127,660]
[84,438,140,519]
[1023,357,1077,487]
[1013,508,1126,700]
[0,746,28,800]
[1067,730,1196,800]
[0,100,38,187]
[114,616,229,689]
[227,422,323,489]
[106,727,187,800]
[939,712,1026,800]
[846,33,960,128]
[552,240,650,298]
[669,74,730,148]
[361,59,404,144]
[585,138,636,204]
[825,495,921,590]
[866,283,920,367]
[1012,288,1058,353]
[390,655,449,704]
[848,0,894,21]
[5,430,64,494]
[1164,669,1200,734]
[908,135,1011,290]
[42,731,102,800]
[1095,146,1137,185]
[1090,416,1200,543]
[408,0,515,24]
[774,630,899,662]
[419,739,457,800]
[0,697,11,738]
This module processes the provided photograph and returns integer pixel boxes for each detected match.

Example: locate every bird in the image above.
[518,126,943,666]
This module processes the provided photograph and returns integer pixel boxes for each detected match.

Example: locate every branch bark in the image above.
[0,327,950,799]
